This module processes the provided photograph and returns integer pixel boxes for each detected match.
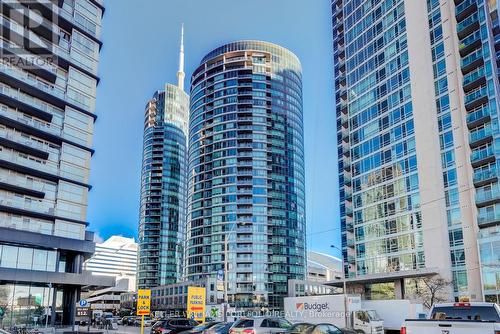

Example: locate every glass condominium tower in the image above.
[137,27,188,289]
[0,0,107,326]
[186,41,306,310]
[333,0,500,302]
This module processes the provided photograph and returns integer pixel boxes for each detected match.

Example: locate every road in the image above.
[71,325,149,334]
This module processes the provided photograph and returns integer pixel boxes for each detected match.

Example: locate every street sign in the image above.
[0,306,4,317]
[187,286,206,323]
[136,289,151,316]
[76,307,90,318]
[79,299,88,307]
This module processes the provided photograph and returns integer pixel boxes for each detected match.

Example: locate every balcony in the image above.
[477,210,500,227]
[0,62,66,103]
[0,104,62,138]
[466,105,490,129]
[342,142,350,157]
[343,157,351,171]
[456,0,478,22]
[0,172,45,197]
[469,125,492,148]
[0,148,57,175]
[459,30,482,57]
[340,111,349,127]
[473,168,498,187]
[0,193,54,216]
[345,205,353,217]
[343,170,352,184]
[345,221,354,231]
[476,186,500,207]
[0,14,71,60]
[461,49,484,74]
[346,238,355,248]
[0,130,49,159]
[470,145,494,167]
[1,8,99,78]
[464,86,488,111]
[0,38,57,83]
[341,128,349,143]
[457,13,480,39]
[463,66,486,92]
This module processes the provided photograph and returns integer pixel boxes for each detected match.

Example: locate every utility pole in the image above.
[331,245,348,328]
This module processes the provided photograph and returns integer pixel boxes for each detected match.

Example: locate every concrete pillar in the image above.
[50,286,57,326]
[395,279,405,299]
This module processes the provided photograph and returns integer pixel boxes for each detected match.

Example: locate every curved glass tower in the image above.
[137,27,189,289]
[186,41,306,310]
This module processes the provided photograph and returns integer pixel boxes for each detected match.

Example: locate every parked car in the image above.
[134,316,153,327]
[122,316,135,326]
[278,322,313,334]
[279,323,354,334]
[179,322,221,334]
[305,324,355,334]
[229,317,292,334]
[151,318,199,334]
[204,322,233,334]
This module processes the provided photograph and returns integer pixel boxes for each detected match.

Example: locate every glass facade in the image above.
[186,41,306,310]
[334,0,500,302]
[137,84,189,289]
[335,0,425,279]
[478,226,500,303]
[0,0,105,326]
[0,283,54,327]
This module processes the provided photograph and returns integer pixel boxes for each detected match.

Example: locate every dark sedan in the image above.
[282,323,356,334]
[203,322,233,334]
[178,322,221,334]
[151,318,199,334]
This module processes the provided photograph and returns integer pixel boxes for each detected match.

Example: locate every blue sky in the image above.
[88,0,341,256]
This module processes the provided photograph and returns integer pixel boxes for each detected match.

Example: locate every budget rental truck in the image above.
[284,295,384,334]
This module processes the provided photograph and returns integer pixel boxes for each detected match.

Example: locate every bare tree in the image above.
[409,275,453,309]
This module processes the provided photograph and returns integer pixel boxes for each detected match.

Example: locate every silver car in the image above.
[229,317,292,334]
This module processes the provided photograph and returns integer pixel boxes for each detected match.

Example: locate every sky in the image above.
[88,0,341,256]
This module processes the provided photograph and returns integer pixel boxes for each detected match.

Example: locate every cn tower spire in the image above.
[177,23,185,91]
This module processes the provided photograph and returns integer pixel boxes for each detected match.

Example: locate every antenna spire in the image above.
[177,23,185,91]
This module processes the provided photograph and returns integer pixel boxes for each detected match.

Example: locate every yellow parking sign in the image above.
[187,286,206,323]
[136,289,151,316]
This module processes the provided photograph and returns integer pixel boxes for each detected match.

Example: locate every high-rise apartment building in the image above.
[137,27,188,289]
[333,0,500,302]
[478,0,500,304]
[0,0,108,326]
[186,41,306,310]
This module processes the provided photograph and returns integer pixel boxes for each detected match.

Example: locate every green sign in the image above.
[0,307,5,317]
[210,307,218,318]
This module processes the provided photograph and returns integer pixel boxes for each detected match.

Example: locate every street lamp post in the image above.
[223,233,228,322]
[331,245,348,328]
